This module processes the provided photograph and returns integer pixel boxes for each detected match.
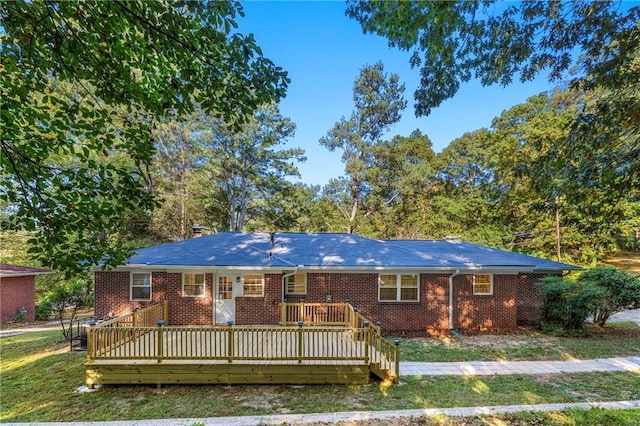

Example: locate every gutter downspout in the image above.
[449,270,460,334]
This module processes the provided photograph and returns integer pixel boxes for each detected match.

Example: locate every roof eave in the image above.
[0,271,53,278]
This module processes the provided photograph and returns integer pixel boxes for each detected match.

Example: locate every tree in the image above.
[201,103,304,231]
[490,90,636,264]
[578,266,640,327]
[346,1,640,116]
[366,130,437,238]
[346,1,640,223]
[320,62,407,233]
[42,279,88,341]
[152,113,209,241]
[1,1,288,274]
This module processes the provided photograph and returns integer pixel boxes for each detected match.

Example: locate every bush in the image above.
[537,276,606,331]
[42,280,87,341]
[34,302,52,321]
[578,266,640,326]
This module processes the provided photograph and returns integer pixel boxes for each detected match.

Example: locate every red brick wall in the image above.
[235,274,282,325]
[94,271,213,324]
[285,272,521,333]
[284,273,451,335]
[517,273,547,325]
[0,276,36,323]
[452,274,518,331]
[95,270,541,333]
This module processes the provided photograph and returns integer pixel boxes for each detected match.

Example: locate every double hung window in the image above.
[473,274,493,295]
[285,273,307,295]
[131,272,151,301]
[183,273,205,297]
[379,274,418,302]
[243,274,264,296]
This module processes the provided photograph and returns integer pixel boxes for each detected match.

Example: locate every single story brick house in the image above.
[0,263,52,323]
[94,232,579,334]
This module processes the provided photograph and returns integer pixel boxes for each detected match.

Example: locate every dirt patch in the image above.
[408,327,557,350]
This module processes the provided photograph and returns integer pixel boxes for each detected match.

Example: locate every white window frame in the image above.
[182,273,206,298]
[242,274,264,297]
[130,272,152,301]
[378,273,419,302]
[285,273,307,295]
[473,274,493,295]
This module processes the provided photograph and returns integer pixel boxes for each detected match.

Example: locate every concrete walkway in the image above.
[400,356,640,376]
[5,400,640,426]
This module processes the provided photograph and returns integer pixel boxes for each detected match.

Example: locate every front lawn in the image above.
[1,329,639,423]
[397,323,640,362]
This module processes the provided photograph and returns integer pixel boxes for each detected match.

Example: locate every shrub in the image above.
[537,276,606,331]
[578,266,640,326]
[42,280,87,341]
[34,302,52,321]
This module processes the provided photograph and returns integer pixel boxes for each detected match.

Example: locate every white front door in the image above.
[215,276,236,324]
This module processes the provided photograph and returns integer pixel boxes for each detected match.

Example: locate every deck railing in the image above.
[87,302,168,360]
[88,301,399,382]
[87,325,372,363]
[280,302,348,326]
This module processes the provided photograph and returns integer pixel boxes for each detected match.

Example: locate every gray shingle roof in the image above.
[125,232,578,272]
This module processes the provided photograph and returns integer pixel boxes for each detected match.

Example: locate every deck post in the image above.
[297,321,303,363]
[163,300,169,325]
[280,302,287,326]
[86,320,96,360]
[344,303,349,327]
[352,307,358,329]
[227,321,234,363]
[156,320,164,363]
[394,340,400,382]
[363,321,369,364]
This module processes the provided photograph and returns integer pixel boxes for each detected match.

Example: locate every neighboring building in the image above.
[94,232,579,334]
[0,264,52,323]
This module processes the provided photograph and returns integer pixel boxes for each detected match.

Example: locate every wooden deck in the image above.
[86,303,399,387]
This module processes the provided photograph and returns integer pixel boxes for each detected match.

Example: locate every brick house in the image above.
[94,232,578,334]
[0,264,52,323]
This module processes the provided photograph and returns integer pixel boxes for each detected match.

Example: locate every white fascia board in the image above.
[104,264,288,273]
[100,264,570,274]
[0,271,53,278]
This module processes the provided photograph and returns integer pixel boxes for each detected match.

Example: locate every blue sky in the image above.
[238,1,555,186]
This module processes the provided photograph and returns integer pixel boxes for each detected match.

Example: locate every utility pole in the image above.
[555,196,561,262]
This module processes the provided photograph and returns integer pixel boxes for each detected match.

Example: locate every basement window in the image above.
[131,272,151,301]
[473,274,493,295]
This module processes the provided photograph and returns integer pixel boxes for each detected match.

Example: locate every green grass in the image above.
[1,329,639,423]
[372,409,640,425]
[397,323,640,362]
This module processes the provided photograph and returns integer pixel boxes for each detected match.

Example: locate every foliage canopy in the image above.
[346,0,640,116]
[1,1,288,274]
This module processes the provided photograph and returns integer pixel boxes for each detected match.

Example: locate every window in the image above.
[379,274,418,302]
[131,272,151,301]
[183,273,205,297]
[473,274,493,295]
[243,274,264,296]
[218,276,233,300]
[286,273,307,295]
